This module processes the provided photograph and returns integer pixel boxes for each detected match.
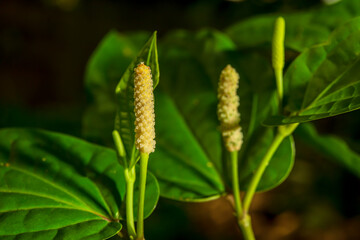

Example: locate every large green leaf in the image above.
[265,17,360,125]
[222,51,295,191]
[160,30,276,137]
[150,92,225,201]
[160,29,236,89]
[216,51,296,191]
[0,128,159,239]
[152,36,226,200]
[295,123,360,177]
[226,0,360,52]
[133,167,159,219]
[81,30,162,205]
[151,30,295,199]
[239,129,295,191]
[82,28,296,201]
[83,30,150,146]
[82,29,226,200]
[114,31,159,166]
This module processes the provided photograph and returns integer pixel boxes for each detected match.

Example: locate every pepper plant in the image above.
[1,0,360,239]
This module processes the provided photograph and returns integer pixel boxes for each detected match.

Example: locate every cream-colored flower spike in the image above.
[217,64,243,152]
[134,62,156,154]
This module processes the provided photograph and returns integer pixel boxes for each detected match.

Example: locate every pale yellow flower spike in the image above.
[134,62,156,154]
[217,64,243,152]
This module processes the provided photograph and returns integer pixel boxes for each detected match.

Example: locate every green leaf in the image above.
[226,0,360,52]
[151,29,294,199]
[133,168,159,218]
[83,29,227,200]
[151,32,231,200]
[82,28,296,201]
[295,123,360,177]
[161,29,236,89]
[160,29,271,138]
[211,50,295,192]
[265,17,360,125]
[0,128,159,239]
[82,30,161,212]
[114,31,159,167]
[149,92,225,201]
[239,129,295,191]
[83,30,150,146]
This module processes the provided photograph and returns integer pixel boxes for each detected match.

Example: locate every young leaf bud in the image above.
[134,62,156,154]
[217,64,243,152]
[272,16,286,106]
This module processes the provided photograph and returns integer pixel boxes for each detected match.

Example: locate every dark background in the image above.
[1,0,359,239]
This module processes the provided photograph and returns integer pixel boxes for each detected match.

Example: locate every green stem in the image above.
[238,214,255,240]
[275,69,283,109]
[242,123,298,214]
[125,167,136,239]
[231,151,243,217]
[231,151,255,240]
[113,130,136,238]
[136,153,149,240]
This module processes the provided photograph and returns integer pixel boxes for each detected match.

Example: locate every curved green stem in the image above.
[231,151,243,217]
[113,130,136,238]
[136,153,149,240]
[242,123,298,214]
[125,167,136,239]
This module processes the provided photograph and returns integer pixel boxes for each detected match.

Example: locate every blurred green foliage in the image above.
[1,0,360,239]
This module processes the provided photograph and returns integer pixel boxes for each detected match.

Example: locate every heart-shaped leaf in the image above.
[152,30,295,199]
[82,28,296,202]
[150,91,225,201]
[265,17,360,125]
[239,129,295,191]
[221,51,295,191]
[0,128,159,239]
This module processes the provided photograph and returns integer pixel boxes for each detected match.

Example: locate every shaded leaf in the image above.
[211,50,294,191]
[226,0,360,52]
[230,52,296,191]
[150,92,225,201]
[83,30,150,146]
[153,29,295,199]
[265,17,360,125]
[161,29,236,88]
[82,28,297,201]
[295,123,360,177]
